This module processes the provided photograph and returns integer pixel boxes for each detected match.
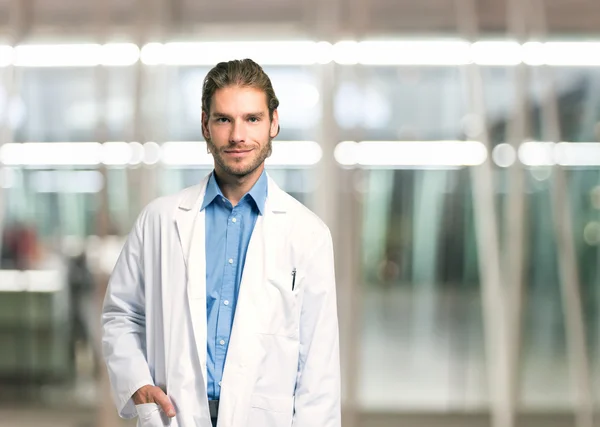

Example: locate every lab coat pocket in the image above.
[136,403,169,427]
[247,394,294,427]
[261,271,300,338]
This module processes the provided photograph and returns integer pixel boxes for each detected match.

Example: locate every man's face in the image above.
[202,85,279,178]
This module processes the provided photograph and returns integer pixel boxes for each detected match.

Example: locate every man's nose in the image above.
[229,120,246,143]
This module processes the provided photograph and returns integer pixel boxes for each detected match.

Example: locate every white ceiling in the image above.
[0,0,598,42]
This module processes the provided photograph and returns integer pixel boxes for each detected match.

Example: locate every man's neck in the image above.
[213,166,264,207]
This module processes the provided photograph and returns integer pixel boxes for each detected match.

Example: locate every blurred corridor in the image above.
[1,0,600,426]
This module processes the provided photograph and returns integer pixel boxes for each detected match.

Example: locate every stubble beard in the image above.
[207,138,273,178]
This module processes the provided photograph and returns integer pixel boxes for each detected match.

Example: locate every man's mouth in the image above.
[224,148,253,158]
[225,149,252,153]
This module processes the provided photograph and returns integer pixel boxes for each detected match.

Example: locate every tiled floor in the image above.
[2,285,598,427]
[1,407,595,427]
[0,406,135,427]
[359,286,599,410]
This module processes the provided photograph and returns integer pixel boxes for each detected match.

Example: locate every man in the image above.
[102,59,341,427]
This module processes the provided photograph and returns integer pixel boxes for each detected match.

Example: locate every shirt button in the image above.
[220,340,225,346]
[223,300,229,306]
[218,381,222,386]
[232,218,237,223]
[228,258,233,264]
[221,197,226,203]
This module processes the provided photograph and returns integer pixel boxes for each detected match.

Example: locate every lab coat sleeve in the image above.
[101,207,155,419]
[292,228,341,427]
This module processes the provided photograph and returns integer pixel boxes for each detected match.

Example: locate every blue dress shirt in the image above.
[202,170,268,400]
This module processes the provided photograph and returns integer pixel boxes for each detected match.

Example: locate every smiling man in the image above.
[102,59,341,427]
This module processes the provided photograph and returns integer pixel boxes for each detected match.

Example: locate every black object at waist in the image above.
[208,399,219,419]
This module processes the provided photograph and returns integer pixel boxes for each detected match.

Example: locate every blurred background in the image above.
[0,0,600,426]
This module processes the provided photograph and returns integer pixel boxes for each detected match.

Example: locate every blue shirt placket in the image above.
[216,203,240,392]
[203,170,267,401]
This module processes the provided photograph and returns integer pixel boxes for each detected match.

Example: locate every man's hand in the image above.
[132,385,176,418]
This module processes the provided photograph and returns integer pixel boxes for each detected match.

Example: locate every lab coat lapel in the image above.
[262,179,290,285]
[174,175,210,388]
[218,211,264,427]
[220,175,289,427]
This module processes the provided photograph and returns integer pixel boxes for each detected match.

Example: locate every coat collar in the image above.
[177,172,288,214]
[200,170,268,215]
[177,176,209,211]
[174,171,288,275]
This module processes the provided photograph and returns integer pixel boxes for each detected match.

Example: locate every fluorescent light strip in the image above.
[266,141,322,166]
[352,40,600,66]
[15,44,102,67]
[524,42,600,66]
[471,41,522,66]
[357,41,472,66]
[102,141,132,165]
[2,40,600,67]
[100,43,140,66]
[519,141,600,166]
[162,140,322,166]
[0,141,322,167]
[336,140,600,168]
[161,141,213,166]
[518,141,556,166]
[0,270,23,291]
[334,140,488,167]
[0,141,165,167]
[141,41,331,66]
[0,270,63,293]
[0,142,103,165]
[519,142,600,167]
[555,142,600,166]
[3,141,599,168]
[0,45,13,67]
[13,43,139,67]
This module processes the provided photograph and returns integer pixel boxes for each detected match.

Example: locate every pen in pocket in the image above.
[292,268,297,291]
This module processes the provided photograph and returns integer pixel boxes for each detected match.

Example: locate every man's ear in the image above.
[270,109,280,139]
[202,111,210,141]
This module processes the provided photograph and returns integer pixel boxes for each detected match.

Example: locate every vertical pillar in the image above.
[0,0,28,266]
[455,1,512,426]
[530,2,594,426]
[504,0,530,415]
[93,3,121,427]
[126,0,157,225]
[315,60,362,427]
[312,1,363,426]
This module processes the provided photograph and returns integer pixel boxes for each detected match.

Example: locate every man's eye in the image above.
[248,117,259,123]
[216,118,229,123]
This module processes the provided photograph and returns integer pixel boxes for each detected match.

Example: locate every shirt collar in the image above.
[201,169,268,215]
[200,172,222,212]
[247,169,268,214]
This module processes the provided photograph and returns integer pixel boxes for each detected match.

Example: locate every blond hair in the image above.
[202,59,279,125]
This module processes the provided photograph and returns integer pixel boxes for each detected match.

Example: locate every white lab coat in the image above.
[101,173,341,427]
